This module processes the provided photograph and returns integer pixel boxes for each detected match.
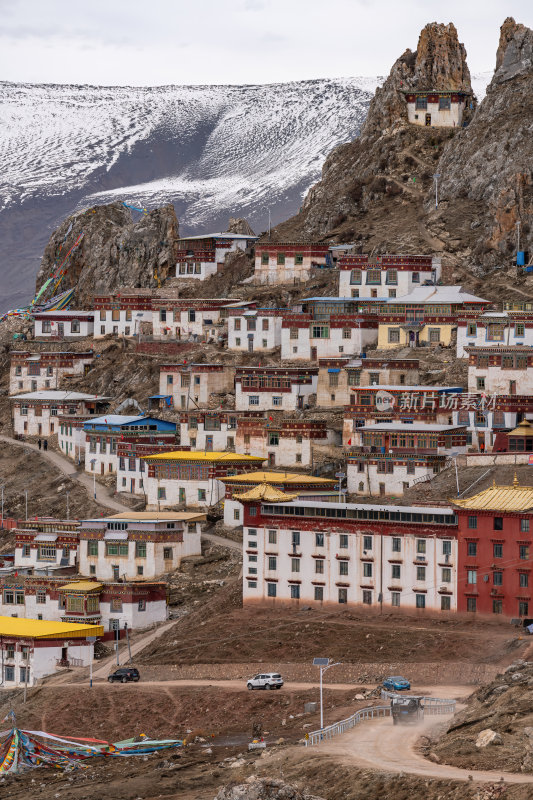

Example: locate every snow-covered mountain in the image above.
[0,77,380,310]
[0,72,492,311]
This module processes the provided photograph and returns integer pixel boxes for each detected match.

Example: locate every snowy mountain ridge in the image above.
[0,73,491,311]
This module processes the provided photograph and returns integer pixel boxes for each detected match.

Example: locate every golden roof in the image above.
[219,470,336,485]
[57,581,103,593]
[142,451,264,463]
[0,617,104,640]
[234,483,298,502]
[508,420,533,437]
[453,476,533,512]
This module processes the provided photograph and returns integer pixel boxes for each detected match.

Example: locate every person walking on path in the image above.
[43,440,48,451]
[37,439,41,450]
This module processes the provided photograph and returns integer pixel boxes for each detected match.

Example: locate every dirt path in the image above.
[318,715,533,784]
[0,434,129,512]
[202,531,242,552]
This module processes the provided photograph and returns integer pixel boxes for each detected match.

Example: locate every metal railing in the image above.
[305,692,456,746]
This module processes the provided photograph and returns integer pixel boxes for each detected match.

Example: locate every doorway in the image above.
[425,113,431,126]
[510,381,516,395]
[247,336,254,353]
[58,323,64,338]
[112,565,120,581]
[310,347,317,361]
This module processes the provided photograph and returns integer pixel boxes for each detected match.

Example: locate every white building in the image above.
[235,367,318,412]
[175,233,256,280]
[281,316,378,361]
[466,347,533,395]
[253,243,330,285]
[240,499,458,611]
[457,313,533,358]
[0,617,102,687]
[15,524,79,571]
[338,255,441,299]
[10,351,94,395]
[236,418,339,469]
[84,415,177,477]
[404,90,471,128]
[227,310,284,353]
[151,298,239,341]
[11,391,108,438]
[346,452,449,496]
[0,578,168,635]
[58,415,89,463]
[33,311,95,339]
[159,363,235,409]
[78,512,205,581]
[93,291,153,338]
[143,451,264,509]
[178,410,265,452]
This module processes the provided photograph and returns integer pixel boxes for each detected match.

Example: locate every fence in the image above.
[305,691,456,746]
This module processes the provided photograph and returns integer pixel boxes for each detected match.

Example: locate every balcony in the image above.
[56,657,83,668]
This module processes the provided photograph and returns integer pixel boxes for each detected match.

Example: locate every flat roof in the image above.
[267,499,455,515]
[357,422,465,432]
[83,511,206,522]
[0,616,104,640]
[33,310,95,318]
[12,391,105,401]
[85,415,147,426]
[179,232,257,240]
[387,286,489,304]
[352,385,462,392]
[220,470,336,485]
[57,581,103,592]
[143,451,264,463]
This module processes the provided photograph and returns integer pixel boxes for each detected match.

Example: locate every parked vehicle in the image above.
[383,676,411,691]
[390,696,423,725]
[107,667,140,684]
[247,672,284,690]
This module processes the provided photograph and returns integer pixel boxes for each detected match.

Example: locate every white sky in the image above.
[0,0,530,86]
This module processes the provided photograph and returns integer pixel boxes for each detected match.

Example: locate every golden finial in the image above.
[513,473,520,488]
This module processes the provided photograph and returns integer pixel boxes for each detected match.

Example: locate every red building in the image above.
[454,478,533,619]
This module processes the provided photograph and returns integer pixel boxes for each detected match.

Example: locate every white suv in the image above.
[247,672,284,690]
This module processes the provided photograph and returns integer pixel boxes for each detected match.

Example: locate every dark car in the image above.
[107,667,140,684]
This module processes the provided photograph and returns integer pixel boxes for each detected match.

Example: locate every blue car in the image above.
[383,676,411,692]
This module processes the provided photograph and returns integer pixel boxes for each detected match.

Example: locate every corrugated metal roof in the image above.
[0,616,104,639]
[33,534,58,542]
[453,479,533,512]
[12,391,103,401]
[234,484,298,502]
[358,422,464,432]
[219,471,336,485]
[104,531,129,540]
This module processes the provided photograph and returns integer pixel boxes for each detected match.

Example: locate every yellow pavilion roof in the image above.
[508,420,533,437]
[57,581,104,593]
[142,451,264,463]
[452,476,533,512]
[220,470,336,485]
[0,616,104,640]
[234,483,298,502]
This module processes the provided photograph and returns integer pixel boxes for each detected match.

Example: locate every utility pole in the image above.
[66,491,70,520]
[1,485,4,529]
[124,622,132,663]
[24,489,28,521]
[313,658,341,730]
[517,220,521,253]
[433,173,441,209]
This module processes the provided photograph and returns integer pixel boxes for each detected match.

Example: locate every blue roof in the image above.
[83,415,176,431]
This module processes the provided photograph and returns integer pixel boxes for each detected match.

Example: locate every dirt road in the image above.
[60,678,469,698]
[318,714,533,784]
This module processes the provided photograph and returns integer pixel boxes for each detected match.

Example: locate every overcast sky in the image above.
[0,0,530,86]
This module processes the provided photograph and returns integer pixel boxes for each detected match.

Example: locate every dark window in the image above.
[493,517,503,531]
[467,542,477,557]
[493,571,503,586]
[468,516,477,529]
[493,543,503,559]
[467,597,477,612]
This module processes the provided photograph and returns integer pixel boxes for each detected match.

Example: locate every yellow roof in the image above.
[142,451,264,463]
[0,616,104,640]
[508,420,533,437]
[108,511,206,521]
[234,483,298,502]
[57,581,104,593]
[220,470,336,485]
[453,477,533,512]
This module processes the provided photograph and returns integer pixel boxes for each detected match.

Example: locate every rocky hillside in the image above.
[432,657,533,773]
[273,18,533,282]
[35,202,180,307]
[431,17,533,269]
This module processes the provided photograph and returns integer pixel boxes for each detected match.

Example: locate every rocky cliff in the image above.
[272,18,533,286]
[271,22,473,254]
[35,202,180,307]
[429,17,533,269]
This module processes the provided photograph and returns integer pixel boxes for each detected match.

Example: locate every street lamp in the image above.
[90,459,97,499]
[313,657,341,729]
